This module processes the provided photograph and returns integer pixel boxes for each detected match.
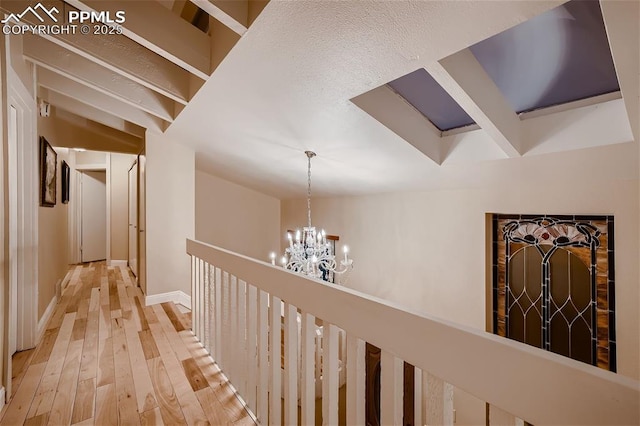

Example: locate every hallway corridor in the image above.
[0,263,254,425]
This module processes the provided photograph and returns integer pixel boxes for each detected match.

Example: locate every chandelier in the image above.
[270,151,353,283]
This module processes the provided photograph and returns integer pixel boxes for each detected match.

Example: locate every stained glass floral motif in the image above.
[492,215,615,372]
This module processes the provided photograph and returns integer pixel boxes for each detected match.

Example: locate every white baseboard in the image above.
[0,386,5,408]
[108,259,128,267]
[37,294,58,342]
[145,290,191,309]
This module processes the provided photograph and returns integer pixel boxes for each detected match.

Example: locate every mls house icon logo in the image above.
[1,3,59,24]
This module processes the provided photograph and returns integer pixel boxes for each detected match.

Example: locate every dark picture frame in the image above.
[40,136,57,207]
[61,160,70,204]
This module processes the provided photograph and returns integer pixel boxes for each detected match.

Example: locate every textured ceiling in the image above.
[165,0,636,199]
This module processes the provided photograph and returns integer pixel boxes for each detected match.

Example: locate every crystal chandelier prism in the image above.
[270,151,353,283]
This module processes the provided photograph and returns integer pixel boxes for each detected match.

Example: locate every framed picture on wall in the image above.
[61,160,70,204]
[40,136,57,207]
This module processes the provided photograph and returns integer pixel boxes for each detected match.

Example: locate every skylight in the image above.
[387,68,476,132]
[469,0,620,114]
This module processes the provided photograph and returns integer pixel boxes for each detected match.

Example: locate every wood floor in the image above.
[0,262,255,426]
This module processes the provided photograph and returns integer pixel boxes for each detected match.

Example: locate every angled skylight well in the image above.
[387,68,476,132]
[469,0,620,115]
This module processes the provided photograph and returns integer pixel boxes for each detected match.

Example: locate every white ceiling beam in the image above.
[37,67,166,133]
[65,0,211,80]
[209,16,241,74]
[39,87,145,137]
[46,108,144,152]
[190,0,248,35]
[425,49,523,158]
[600,0,639,144]
[1,0,192,105]
[351,84,443,164]
[23,35,175,122]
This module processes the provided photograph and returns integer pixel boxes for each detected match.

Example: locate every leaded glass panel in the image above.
[492,215,615,371]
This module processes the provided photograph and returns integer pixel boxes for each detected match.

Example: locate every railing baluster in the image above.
[301,312,316,425]
[256,290,269,423]
[199,258,205,342]
[269,295,282,425]
[322,321,339,426]
[426,373,454,426]
[190,256,196,339]
[414,367,423,426]
[237,279,247,398]
[230,275,238,384]
[246,284,258,413]
[283,302,298,425]
[489,404,518,426]
[214,267,222,363]
[346,334,365,425]
[381,350,403,426]
[203,261,210,352]
[221,271,229,371]
[207,262,214,354]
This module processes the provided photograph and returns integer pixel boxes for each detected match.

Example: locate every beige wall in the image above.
[145,132,194,297]
[75,150,107,166]
[38,148,70,319]
[281,142,639,381]
[110,153,136,261]
[195,170,281,260]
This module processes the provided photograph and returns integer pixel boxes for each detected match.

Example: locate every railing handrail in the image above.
[187,238,640,426]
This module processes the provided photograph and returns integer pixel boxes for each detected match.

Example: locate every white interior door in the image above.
[81,171,107,262]
[128,162,138,277]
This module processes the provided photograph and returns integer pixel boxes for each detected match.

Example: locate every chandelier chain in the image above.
[306,151,314,229]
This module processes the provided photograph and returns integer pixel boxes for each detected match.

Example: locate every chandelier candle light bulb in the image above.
[270,151,354,284]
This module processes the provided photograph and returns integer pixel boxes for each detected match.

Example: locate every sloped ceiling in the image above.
[167,0,639,198]
[6,0,638,198]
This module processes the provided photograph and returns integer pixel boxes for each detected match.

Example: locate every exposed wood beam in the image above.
[351,84,443,164]
[39,87,145,137]
[190,0,247,35]
[37,67,166,132]
[600,0,640,143]
[209,17,241,75]
[65,0,211,80]
[1,0,192,105]
[23,35,175,122]
[42,108,144,153]
[425,49,523,158]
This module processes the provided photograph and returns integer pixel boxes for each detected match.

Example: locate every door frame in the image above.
[73,161,110,265]
[3,51,38,402]
[137,152,146,295]
[128,160,138,278]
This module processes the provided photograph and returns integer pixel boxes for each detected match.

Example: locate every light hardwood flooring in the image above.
[0,262,255,426]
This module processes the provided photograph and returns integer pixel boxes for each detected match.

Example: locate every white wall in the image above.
[195,170,280,260]
[282,142,639,380]
[282,142,639,424]
[145,132,194,297]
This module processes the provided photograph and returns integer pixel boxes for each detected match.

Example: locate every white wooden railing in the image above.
[187,239,639,426]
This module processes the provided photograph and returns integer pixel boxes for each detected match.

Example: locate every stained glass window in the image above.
[492,215,616,371]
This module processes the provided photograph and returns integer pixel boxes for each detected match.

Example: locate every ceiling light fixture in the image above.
[270,151,353,283]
